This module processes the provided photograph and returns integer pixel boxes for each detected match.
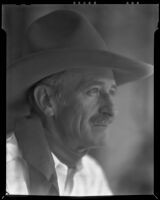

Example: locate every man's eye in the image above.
[87,88,100,96]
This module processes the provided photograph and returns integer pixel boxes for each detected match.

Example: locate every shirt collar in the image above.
[51,152,68,172]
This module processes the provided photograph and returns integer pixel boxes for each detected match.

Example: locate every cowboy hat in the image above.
[7,9,153,132]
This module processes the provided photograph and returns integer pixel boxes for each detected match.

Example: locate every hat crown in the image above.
[23,10,107,56]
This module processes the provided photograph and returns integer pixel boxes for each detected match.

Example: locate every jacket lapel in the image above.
[15,115,59,195]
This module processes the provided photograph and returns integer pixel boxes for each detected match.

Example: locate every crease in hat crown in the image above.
[22,9,107,57]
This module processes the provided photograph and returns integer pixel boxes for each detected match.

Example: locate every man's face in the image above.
[53,68,117,151]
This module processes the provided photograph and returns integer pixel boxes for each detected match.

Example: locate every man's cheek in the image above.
[65,106,81,127]
[85,102,99,120]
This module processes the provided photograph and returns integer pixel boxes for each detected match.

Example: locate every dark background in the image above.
[3,4,157,195]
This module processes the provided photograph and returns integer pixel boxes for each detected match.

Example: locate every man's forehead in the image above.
[78,75,117,91]
[69,67,114,77]
[62,68,116,90]
[82,69,115,81]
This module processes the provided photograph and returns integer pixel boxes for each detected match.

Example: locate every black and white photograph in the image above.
[4,4,157,196]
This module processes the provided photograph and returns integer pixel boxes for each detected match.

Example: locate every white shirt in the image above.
[6,134,113,196]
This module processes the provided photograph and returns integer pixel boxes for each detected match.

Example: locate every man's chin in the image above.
[85,132,107,149]
[78,125,108,150]
[91,126,108,145]
[90,123,109,138]
[77,140,106,152]
[87,140,106,150]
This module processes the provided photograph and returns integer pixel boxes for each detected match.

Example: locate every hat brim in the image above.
[7,48,153,131]
[7,48,153,99]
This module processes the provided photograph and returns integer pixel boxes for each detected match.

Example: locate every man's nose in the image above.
[99,105,115,118]
[98,92,117,117]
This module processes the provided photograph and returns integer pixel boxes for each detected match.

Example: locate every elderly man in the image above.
[6,9,153,196]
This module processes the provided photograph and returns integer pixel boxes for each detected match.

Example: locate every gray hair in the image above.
[27,70,66,114]
[27,68,86,114]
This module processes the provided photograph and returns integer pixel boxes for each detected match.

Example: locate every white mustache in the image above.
[90,113,115,126]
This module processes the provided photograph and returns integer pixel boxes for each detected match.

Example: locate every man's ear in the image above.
[33,85,56,117]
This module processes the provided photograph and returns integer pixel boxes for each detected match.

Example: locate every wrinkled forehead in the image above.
[62,67,116,90]
[80,68,115,81]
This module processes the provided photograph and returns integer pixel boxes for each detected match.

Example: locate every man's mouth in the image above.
[90,114,114,127]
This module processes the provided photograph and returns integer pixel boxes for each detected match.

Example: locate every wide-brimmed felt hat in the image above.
[7,9,153,133]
